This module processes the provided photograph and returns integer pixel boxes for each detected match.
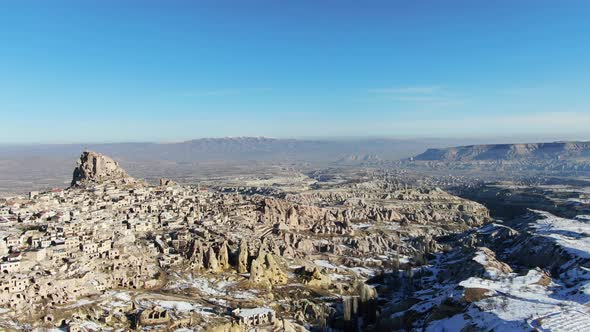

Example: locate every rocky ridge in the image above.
[71,150,137,187]
[415,141,590,161]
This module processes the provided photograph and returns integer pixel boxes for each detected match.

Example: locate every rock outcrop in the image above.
[71,151,136,187]
[159,178,177,186]
[302,267,332,288]
[249,251,288,288]
[237,241,249,273]
[415,141,590,161]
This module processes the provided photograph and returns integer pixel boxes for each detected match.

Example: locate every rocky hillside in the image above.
[0,152,494,331]
[415,141,590,161]
[71,151,138,187]
[374,209,590,331]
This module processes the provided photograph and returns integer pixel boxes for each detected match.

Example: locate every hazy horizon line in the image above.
[1,134,589,146]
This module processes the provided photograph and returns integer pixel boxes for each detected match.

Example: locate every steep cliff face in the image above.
[71,151,135,187]
[415,141,590,161]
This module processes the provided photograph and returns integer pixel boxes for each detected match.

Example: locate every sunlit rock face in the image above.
[71,151,135,187]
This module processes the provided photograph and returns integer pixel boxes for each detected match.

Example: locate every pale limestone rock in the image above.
[207,247,220,272]
[218,241,229,270]
[304,267,332,288]
[71,151,136,187]
[159,178,177,186]
[249,252,287,287]
[238,241,249,273]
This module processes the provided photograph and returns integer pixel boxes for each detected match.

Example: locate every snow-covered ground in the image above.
[149,300,215,316]
[530,210,590,259]
[313,259,337,270]
[61,298,95,308]
[429,267,590,331]
[167,273,235,297]
[313,259,377,277]
[460,269,588,328]
[134,292,216,318]
[472,249,503,279]
[72,321,102,330]
[428,210,590,331]
[351,222,373,229]
[531,310,590,332]
[165,272,258,307]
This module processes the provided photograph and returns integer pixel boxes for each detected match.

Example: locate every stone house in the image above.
[3,275,29,293]
[6,236,20,248]
[232,307,276,326]
[0,260,20,274]
[81,242,99,254]
[50,244,67,260]
[0,206,10,217]
[65,237,80,251]
[138,306,170,326]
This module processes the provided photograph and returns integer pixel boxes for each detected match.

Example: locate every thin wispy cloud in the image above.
[362,85,465,106]
[368,86,442,95]
[377,96,438,102]
[496,87,543,97]
[180,88,271,97]
[484,111,590,128]
[369,111,590,139]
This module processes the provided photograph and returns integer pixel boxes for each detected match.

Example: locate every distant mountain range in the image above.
[2,137,590,195]
[0,137,446,194]
[4,137,589,166]
[0,137,472,163]
[414,141,590,161]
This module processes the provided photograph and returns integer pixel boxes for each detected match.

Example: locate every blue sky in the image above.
[1,0,589,143]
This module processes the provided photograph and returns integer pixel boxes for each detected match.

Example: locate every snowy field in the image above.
[428,210,590,331]
[530,210,590,259]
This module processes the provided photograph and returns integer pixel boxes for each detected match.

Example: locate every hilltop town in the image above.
[0,151,492,331]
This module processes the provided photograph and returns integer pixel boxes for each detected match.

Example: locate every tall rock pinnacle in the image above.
[71,151,135,187]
